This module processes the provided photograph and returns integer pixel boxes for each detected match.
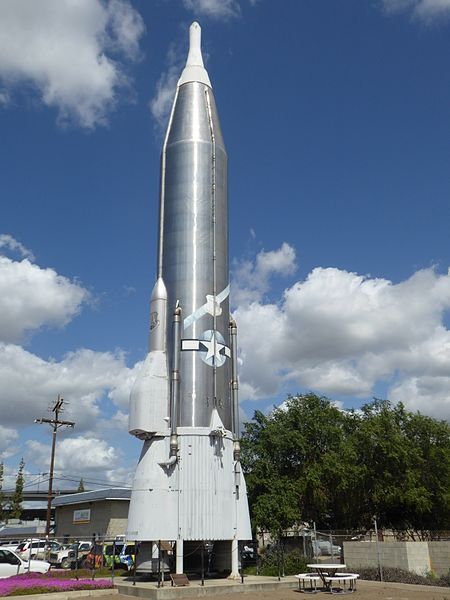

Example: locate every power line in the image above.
[53,474,132,488]
[35,394,75,536]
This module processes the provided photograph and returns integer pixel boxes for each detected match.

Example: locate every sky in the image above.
[1,0,450,493]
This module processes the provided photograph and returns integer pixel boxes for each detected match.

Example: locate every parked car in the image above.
[119,544,135,570]
[0,541,21,551]
[0,547,50,578]
[16,540,61,561]
[48,541,91,569]
[103,543,124,569]
[77,541,92,554]
[49,540,92,569]
[49,544,76,569]
[312,540,342,556]
[241,543,257,568]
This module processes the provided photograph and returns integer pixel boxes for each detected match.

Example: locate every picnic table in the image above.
[307,564,347,584]
[304,564,357,594]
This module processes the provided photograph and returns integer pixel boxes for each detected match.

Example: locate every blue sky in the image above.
[1,0,450,491]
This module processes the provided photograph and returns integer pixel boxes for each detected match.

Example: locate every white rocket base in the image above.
[126,426,251,573]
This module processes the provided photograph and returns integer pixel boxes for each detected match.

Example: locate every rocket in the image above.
[127,23,251,576]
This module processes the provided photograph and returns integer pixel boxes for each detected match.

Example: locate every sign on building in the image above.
[73,509,91,524]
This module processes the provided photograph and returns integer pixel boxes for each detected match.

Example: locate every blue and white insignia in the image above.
[183,285,230,330]
[150,311,159,331]
[181,330,231,367]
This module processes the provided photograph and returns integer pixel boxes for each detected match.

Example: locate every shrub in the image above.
[246,547,307,576]
[358,566,450,587]
[0,573,114,597]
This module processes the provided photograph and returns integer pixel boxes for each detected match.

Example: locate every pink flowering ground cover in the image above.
[0,573,113,597]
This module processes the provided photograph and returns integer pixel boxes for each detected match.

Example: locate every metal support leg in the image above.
[176,539,183,574]
[229,538,240,579]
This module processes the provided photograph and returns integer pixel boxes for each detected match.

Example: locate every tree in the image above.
[404,411,450,536]
[241,394,450,537]
[0,462,5,522]
[9,458,25,519]
[350,400,450,537]
[241,393,353,534]
[77,478,85,492]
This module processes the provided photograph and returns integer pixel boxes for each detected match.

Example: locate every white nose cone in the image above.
[178,22,211,88]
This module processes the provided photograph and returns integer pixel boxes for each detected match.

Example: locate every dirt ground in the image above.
[79,580,450,600]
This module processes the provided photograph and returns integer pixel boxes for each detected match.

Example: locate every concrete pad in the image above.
[6,589,118,600]
[115,575,297,599]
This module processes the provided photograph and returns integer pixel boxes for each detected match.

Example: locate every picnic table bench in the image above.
[298,566,359,594]
[295,572,321,593]
[325,573,358,594]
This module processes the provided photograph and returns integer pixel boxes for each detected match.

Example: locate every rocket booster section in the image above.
[128,277,169,438]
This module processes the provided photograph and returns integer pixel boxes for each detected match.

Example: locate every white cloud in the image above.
[232,242,297,305]
[390,373,450,420]
[26,437,131,487]
[0,344,138,430]
[107,360,143,408]
[0,237,141,485]
[0,90,9,106]
[150,64,179,130]
[0,255,89,343]
[0,425,19,460]
[27,437,116,472]
[235,245,450,421]
[0,0,145,128]
[382,0,450,19]
[106,0,145,61]
[183,0,241,20]
[149,39,187,131]
[0,234,35,261]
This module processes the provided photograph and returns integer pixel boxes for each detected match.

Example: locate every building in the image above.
[0,521,46,543]
[52,488,131,541]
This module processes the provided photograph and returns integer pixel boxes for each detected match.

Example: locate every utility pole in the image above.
[35,395,75,536]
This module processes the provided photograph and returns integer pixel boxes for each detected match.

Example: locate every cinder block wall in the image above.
[428,542,450,577]
[344,541,379,571]
[343,541,430,575]
[405,542,430,575]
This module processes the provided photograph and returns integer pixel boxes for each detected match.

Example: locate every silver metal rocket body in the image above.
[163,81,230,429]
[127,22,251,575]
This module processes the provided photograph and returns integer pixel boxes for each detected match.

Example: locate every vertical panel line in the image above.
[205,88,217,404]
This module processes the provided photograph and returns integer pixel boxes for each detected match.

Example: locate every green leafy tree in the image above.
[241,394,353,534]
[404,411,450,537]
[77,478,85,492]
[9,458,25,519]
[241,394,450,537]
[350,400,450,536]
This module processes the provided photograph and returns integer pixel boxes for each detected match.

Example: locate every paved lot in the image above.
[77,579,450,600]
